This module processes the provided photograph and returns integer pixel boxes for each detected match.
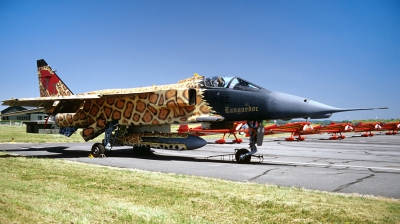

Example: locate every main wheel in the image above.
[91,143,105,157]
[235,148,251,164]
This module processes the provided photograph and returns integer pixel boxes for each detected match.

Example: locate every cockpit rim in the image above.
[202,76,264,90]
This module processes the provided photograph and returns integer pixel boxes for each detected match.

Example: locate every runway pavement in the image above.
[1,133,399,198]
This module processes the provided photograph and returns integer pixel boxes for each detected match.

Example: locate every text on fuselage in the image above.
[225,106,259,114]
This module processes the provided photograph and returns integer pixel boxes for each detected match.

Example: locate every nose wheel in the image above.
[235,148,251,164]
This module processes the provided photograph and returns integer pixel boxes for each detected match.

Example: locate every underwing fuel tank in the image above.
[116,132,207,150]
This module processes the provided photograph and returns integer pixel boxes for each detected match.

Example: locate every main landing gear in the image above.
[91,143,106,157]
[90,121,119,158]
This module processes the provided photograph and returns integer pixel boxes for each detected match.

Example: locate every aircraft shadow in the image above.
[111,149,283,166]
[3,146,91,159]
[2,146,280,166]
[111,149,238,164]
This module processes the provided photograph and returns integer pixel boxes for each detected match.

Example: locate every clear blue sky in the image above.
[1,0,399,121]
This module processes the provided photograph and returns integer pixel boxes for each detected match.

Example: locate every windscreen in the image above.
[203,76,262,90]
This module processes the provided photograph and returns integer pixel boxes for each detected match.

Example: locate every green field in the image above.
[0,125,101,143]
[1,154,399,223]
[0,125,399,223]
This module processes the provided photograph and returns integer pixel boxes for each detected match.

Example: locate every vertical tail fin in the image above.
[37,59,73,97]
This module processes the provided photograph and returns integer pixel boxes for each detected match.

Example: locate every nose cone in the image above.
[266,91,341,119]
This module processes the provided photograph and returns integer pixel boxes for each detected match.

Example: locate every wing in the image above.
[315,123,353,133]
[2,87,225,124]
[2,95,100,108]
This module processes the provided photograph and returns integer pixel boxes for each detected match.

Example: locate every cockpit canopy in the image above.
[202,76,263,91]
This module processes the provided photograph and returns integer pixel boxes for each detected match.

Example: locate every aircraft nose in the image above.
[266,91,339,119]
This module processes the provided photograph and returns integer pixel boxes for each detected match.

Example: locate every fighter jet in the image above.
[1,59,387,163]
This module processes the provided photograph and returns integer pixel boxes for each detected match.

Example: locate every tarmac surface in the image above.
[1,133,399,199]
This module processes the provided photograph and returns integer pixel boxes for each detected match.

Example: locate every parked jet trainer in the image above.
[1,59,387,163]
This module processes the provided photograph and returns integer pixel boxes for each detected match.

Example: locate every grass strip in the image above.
[0,154,399,223]
[0,126,92,143]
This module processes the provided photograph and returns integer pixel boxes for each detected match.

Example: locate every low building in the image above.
[1,106,58,133]
[1,106,48,121]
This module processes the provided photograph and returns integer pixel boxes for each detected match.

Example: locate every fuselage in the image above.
[53,75,370,130]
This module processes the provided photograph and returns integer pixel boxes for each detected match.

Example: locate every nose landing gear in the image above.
[235,148,264,164]
[235,120,264,164]
[235,148,251,164]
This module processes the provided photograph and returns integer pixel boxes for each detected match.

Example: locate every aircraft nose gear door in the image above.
[236,120,264,163]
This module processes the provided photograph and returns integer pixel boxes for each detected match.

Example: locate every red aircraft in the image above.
[352,122,382,137]
[243,122,313,141]
[177,122,245,144]
[311,122,354,140]
[380,121,400,135]
[269,122,313,141]
[179,121,313,143]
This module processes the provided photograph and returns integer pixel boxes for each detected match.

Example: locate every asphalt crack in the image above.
[333,174,375,192]
[248,168,277,181]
